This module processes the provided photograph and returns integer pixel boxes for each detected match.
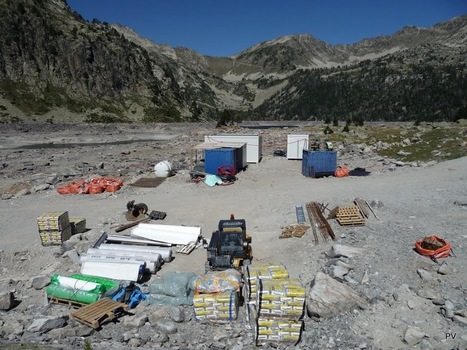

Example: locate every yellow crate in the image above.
[37,211,70,232]
[194,291,238,322]
[255,317,303,346]
[39,225,72,246]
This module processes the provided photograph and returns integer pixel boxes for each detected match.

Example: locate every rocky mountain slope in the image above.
[0,0,466,123]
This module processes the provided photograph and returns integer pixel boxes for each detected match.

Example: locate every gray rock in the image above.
[15,188,30,197]
[407,299,416,309]
[417,269,433,281]
[62,249,81,264]
[1,193,14,200]
[419,338,433,349]
[147,306,170,324]
[307,272,366,318]
[169,305,185,323]
[344,275,359,285]
[123,314,148,328]
[404,326,426,346]
[437,262,456,275]
[152,332,169,344]
[46,175,61,185]
[127,338,142,347]
[416,288,440,300]
[27,316,68,333]
[440,306,454,319]
[123,330,135,342]
[444,300,455,310]
[431,298,445,306]
[330,265,349,281]
[1,318,24,336]
[75,325,94,337]
[336,260,353,269]
[154,320,177,334]
[0,291,15,310]
[361,270,369,284]
[47,327,77,339]
[455,308,467,317]
[32,183,50,192]
[328,244,364,258]
[31,275,50,290]
[453,315,467,326]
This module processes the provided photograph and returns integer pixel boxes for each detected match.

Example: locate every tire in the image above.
[134,203,148,215]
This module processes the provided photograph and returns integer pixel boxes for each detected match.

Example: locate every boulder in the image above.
[27,316,68,333]
[31,275,50,290]
[154,320,177,334]
[307,272,366,318]
[329,265,349,281]
[0,291,15,310]
[123,314,148,328]
[404,326,426,346]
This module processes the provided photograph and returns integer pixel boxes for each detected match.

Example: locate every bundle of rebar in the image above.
[305,202,335,245]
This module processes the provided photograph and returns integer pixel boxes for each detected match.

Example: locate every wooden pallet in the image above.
[48,296,86,309]
[177,241,202,254]
[279,224,310,239]
[328,206,365,226]
[71,298,129,329]
[336,216,366,226]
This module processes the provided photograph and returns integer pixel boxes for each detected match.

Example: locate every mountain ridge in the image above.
[0,0,465,123]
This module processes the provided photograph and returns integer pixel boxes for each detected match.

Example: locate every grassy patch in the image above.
[378,127,467,162]
[307,123,467,163]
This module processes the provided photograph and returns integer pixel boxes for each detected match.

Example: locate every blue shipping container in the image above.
[302,150,337,178]
[204,148,236,175]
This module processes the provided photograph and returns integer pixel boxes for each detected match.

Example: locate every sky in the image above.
[66,0,466,57]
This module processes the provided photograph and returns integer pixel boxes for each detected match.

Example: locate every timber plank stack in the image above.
[327,206,365,226]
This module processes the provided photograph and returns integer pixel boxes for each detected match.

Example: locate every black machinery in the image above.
[204,215,252,273]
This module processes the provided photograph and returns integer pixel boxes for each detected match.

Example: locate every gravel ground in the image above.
[0,123,466,350]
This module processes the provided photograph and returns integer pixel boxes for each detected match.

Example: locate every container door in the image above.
[287,135,309,159]
[205,148,236,175]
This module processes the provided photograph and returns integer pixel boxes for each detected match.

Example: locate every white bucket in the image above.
[154,160,173,177]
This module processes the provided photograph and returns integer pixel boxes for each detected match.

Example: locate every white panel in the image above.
[105,234,171,247]
[80,261,144,282]
[98,243,172,262]
[80,253,160,274]
[131,224,201,246]
[87,248,163,267]
[138,223,201,234]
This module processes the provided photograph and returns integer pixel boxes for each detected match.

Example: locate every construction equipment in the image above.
[204,215,252,273]
[126,200,149,220]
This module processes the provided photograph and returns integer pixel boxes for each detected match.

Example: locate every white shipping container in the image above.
[204,134,262,163]
[287,134,309,159]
